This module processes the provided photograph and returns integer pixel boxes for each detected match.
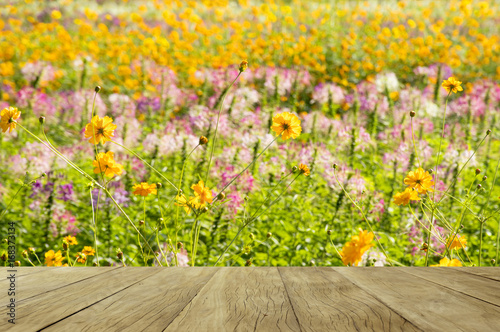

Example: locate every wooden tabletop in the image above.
[1,267,499,331]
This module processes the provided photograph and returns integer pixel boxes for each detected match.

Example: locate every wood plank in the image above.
[164,267,301,332]
[15,267,117,301]
[335,267,500,332]
[43,267,218,332]
[456,267,500,282]
[400,267,500,307]
[278,267,421,331]
[0,267,161,331]
[0,267,54,278]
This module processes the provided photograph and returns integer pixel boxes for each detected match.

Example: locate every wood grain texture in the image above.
[456,267,500,282]
[43,267,218,332]
[1,267,160,332]
[278,267,421,332]
[14,267,117,302]
[335,267,500,332]
[400,267,500,307]
[165,267,301,332]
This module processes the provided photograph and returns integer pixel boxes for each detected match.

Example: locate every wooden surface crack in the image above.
[277,267,303,332]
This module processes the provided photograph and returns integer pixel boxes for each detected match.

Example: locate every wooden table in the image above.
[1,267,499,331]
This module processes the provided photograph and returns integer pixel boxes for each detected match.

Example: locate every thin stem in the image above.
[328,235,343,261]
[111,140,178,191]
[89,188,100,266]
[205,72,242,185]
[212,135,281,205]
[410,117,421,168]
[333,169,393,266]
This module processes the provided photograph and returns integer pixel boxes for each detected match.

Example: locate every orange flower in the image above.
[191,180,213,205]
[298,163,310,176]
[431,257,462,267]
[84,115,117,144]
[270,112,302,140]
[404,168,434,194]
[45,250,64,267]
[132,182,157,196]
[93,151,123,177]
[446,235,467,250]
[442,77,463,94]
[1,106,21,133]
[393,187,421,206]
[340,230,374,266]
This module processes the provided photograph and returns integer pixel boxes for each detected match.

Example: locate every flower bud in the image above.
[217,192,226,200]
[477,184,482,190]
[93,262,98,266]
[28,247,35,254]
[475,168,481,175]
[116,248,123,260]
[95,86,101,93]
[139,220,145,226]
[332,163,338,169]
[156,182,162,188]
[177,242,183,250]
[158,217,164,223]
[420,243,428,251]
[267,232,272,238]
[202,206,209,213]
[245,259,252,266]
[62,241,68,251]
[249,233,255,240]
[427,169,433,174]
[492,259,496,265]
[292,166,298,173]
[39,116,45,124]
[239,60,248,72]
[486,129,491,135]
[199,136,208,145]
[14,261,21,267]
[327,229,332,236]
[42,173,46,178]
[22,250,28,258]
[0,252,6,261]
[409,110,415,117]
[482,176,487,181]
[244,196,249,201]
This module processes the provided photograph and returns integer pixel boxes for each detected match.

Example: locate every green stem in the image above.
[89,188,100,266]
[212,135,280,205]
[333,169,393,266]
[111,140,178,191]
[204,72,242,185]
[410,117,421,168]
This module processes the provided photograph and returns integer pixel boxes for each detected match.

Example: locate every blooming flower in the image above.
[270,112,302,140]
[442,77,463,94]
[93,151,123,177]
[45,250,64,267]
[446,235,467,250]
[132,182,157,196]
[298,163,310,176]
[191,180,213,205]
[340,230,374,266]
[431,257,462,267]
[63,236,78,246]
[84,115,117,144]
[175,194,201,214]
[76,252,87,264]
[1,106,21,133]
[404,168,434,194]
[393,187,421,206]
[82,246,95,256]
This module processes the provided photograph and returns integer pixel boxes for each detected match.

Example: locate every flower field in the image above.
[1,0,499,268]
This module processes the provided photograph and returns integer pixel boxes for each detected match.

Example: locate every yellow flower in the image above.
[76,252,86,264]
[393,187,421,206]
[84,115,117,144]
[270,112,302,140]
[404,168,434,194]
[82,246,95,256]
[45,250,64,267]
[239,60,248,72]
[63,236,78,246]
[298,163,310,176]
[441,77,463,94]
[1,106,21,133]
[93,151,123,177]
[340,230,374,266]
[191,180,213,205]
[132,182,157,196]
[446,235,467,250]
[175,194,201,214]
[431,257,462,267]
